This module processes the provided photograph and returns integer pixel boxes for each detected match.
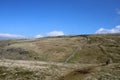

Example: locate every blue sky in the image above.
[0,0,120,38]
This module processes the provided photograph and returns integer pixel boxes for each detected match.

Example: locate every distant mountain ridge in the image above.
[0,36,12,40]
[0,36,23,40]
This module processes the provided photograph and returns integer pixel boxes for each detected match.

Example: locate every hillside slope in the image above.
[0,59,119,80]
[0,34,120,63]
[0,34,120,80]
[0,36,87,62]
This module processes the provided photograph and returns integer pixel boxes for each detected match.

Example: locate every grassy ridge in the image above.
[0,34,120,63]
[0,36,87,62]
[0,34,120,80]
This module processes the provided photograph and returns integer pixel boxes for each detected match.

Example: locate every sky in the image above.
[0,0,120,38]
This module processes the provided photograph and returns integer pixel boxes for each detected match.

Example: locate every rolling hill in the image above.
[0,34,120,80]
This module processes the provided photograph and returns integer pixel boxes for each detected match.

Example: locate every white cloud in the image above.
[96,25,120,34]
[35,31,65,38]
[0,33,25,38]
[35,34,43,38]
[46,31,64,36]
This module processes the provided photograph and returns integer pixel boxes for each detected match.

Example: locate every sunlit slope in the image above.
[68,34,120,63]
[0,34,120,64]
[0,60,119,80]
[0,36,87,62]
[0,34,120,80]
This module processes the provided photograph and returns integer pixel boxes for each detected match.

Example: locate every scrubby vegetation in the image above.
[0,34,120,80]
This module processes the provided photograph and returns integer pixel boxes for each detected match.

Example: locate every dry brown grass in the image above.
[0,59,96,80]
[0,34,120,63]
[5,36,87,62]
[0,34,120,80]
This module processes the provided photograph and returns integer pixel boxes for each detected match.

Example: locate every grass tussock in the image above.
[58,67,95,80]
